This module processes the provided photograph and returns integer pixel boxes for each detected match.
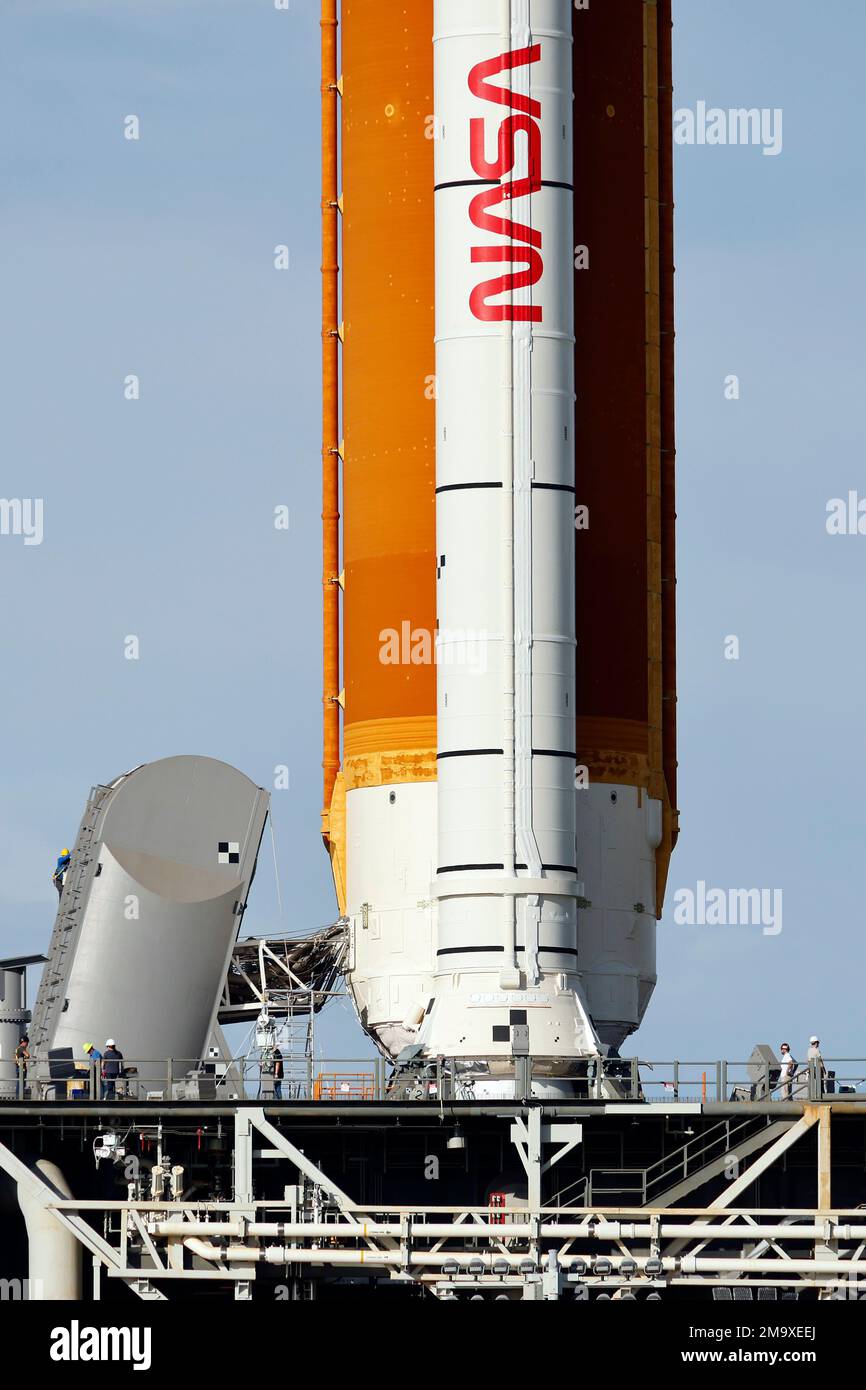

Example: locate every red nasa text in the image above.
[467,45,543,323]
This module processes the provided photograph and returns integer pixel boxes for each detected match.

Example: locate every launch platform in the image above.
[2,1060,864,1302]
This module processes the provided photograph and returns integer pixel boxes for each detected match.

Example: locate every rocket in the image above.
[320,0,677,1086]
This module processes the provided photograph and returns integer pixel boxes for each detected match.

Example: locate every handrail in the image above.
[5,1055,866,1104]
[643,1114,747,1185]
[313,1072,376,1101]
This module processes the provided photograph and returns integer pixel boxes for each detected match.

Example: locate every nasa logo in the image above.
[467,45,543,323]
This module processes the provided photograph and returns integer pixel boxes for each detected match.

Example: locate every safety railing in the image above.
[0,1056,391,1103]
[313,1072,376,1101]
[616,1058,866,1104]
[2,1058,246,1103]
[2,1055,865,1103]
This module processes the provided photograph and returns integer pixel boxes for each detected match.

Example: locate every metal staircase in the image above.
[585,1113,795,1208]
[28,783,115,1053]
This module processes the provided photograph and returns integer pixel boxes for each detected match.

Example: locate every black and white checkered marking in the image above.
[218,841,240,865]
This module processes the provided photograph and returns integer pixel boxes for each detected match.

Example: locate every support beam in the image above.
[511,1114,584,1205]
[818,1106,832,1211]
[664,1112,819,1259]
[246,1110,401,1259]
[233,1111,254,1206]
[511,1111,543,1211]
[247,1108,358,1213]
[541,1124,584,1176]
[706,1111,818,1210]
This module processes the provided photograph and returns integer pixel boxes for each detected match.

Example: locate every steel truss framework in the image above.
[1,1099,865,1301]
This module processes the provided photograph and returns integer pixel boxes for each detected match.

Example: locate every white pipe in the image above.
[159,1218,866,1242]
[183,1237,253,1264]
[499,0,518,977]
[161,1220,393,1239]
[501,316,517,974]
[683,1256,866,1275]
[186,1242,537,1268]
[0,968,27,1100]
[167,1221,527,1240]
[595,1221,866,1242]
[510,0,544,988]
[158,1221,246,1238]
[184,1240,866,1278]
[17,1159,83,1301]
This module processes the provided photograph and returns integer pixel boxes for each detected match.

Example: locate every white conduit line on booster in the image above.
[510,0,543,986]
[500,0,518,979]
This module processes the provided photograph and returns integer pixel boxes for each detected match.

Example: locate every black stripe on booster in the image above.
[434,179,575,193]
[438,481,573,495]
[437,944,505,955]
[437,863,505,875]
[436,945,580,958]
[436,482,503,494]
[437,749,503,760]
[515,864,579,876]
[435,178,498,191]
[438,863,578,876]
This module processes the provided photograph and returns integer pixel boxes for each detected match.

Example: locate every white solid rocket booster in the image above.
[421,0,599,1070]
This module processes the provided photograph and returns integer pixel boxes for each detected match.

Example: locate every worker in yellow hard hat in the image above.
[83,1042,102,1099]
[52,847,71,901]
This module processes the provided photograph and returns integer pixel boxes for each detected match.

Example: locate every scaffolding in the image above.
[218,925,348,1100]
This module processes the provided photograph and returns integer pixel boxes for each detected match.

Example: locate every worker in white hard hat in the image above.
[778,1042,797,1100]
[101,1039,124,1101]
[52,847,71,900]
[807,1035,826,1092]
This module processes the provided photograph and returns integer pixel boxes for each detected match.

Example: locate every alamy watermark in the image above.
[1,1277,44,1300]
[380,623,490,675]
[0,498,43,546]
[673,880,783,937]
[826,492,866,535]
[50,1321,151,1371]
[674,102,783,157]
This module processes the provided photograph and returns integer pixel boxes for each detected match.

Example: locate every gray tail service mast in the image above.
[29,755,269,1076]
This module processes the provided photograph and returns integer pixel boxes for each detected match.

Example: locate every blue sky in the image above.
[1,0,864,1069]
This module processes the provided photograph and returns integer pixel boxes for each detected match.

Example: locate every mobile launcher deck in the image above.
[1,1088,865,1302]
